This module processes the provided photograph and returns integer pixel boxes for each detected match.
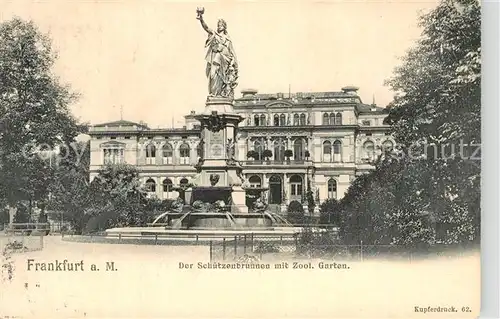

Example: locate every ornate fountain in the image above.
[106,8,292,238]
[148,8,290,230]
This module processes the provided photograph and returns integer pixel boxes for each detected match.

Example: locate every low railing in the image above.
[3,223,50,235]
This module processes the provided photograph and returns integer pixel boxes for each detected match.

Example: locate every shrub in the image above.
[287,200,303,213]
[262,149,273,159]
[284,150,293,158]
[287,211,305,225]
[304,150,310,158]
[247,150,259,159]
[254,242,281,253]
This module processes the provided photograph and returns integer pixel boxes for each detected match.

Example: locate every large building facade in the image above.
[88,86,393,213]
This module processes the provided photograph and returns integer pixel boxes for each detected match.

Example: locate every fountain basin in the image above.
[166,212,273,229]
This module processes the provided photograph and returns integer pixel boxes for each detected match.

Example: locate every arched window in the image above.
[279,114,286,126]
[273,139,286,161]
[162,178,173,193]
[179,178,189,188]
[335,112,342,125]
[162,143,173,164]
[363,141,375,161]
[254,138,266,160]
[327,179,337,199]
[145,178,156,193]
[254,115,260,126]
[260,114,266,126]
[323,113,329,125]
[293,114,300,126]
[274,114,280,126]
[179,143,190,164]
[146,144,156,165]
[197,142,203,159]
[248,175,262,188]
[329,113,335,125]
[382,140,394,153]
[299,113,306,125]
[293,139,304,161]
[290,175,303,198]
[269,175,282,204]
[333,140,342,162]
[323,141,332,162]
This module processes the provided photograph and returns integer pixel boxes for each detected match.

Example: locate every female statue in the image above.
[196,8,238,98]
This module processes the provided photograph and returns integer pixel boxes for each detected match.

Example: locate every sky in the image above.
[1,0,440,128]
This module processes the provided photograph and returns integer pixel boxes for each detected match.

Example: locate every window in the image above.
[197,143,203,159]
[299,113,306,125]
[254,115,260,126]
[162,178,173,192]
[253,138,266,160]
[110,136,116,140]
[248,175,262,188]
[293,114,299,126]
[274,114,280,126]
[362,120,371,126]
[363,141,375,160]
[103,148,124,165]
[273,139,286,161]
[382,140,394,153]
[145,178,156,193]
[335,113,342,125]
[323,141,332,162]
[279,114,286,126]
[260,114,266,126]
[329,113,335,125]
[365,133,372,136]
[290,175,303,197]
[179,178,189,188]
[146,144,156,165]
[293,139,305,161]
[162,143,173,164]
[323,113,329,125]
[179,143,190,164]
[124,136,131,140]
[327,179,337,199]
[333,140,342,162]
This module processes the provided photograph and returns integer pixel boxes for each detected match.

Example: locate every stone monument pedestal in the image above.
[190,97,248,213]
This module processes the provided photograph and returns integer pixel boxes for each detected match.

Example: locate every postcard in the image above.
[0,0,482,318]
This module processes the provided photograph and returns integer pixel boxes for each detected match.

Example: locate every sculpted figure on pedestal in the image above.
[196,7,238,99]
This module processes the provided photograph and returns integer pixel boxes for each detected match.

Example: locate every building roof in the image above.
[355,103,388,114]
[91,120,149,129]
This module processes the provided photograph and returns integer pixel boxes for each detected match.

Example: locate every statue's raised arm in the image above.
[196,7,212,35]
[196,7,239,99]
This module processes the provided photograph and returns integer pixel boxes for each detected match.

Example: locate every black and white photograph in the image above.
[0,0,487,318]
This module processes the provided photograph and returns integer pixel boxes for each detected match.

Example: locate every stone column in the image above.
[155,141,163,165]
[266,136,272,151]
[172,140,180,165]
[189,140,199,164]
[156,176,162,198]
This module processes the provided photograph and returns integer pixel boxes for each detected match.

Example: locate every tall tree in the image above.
[0,18,84,210]
[339,0,481,246]
[47,141,91,233]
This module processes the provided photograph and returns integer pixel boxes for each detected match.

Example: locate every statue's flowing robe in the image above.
[205,31,238,97]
